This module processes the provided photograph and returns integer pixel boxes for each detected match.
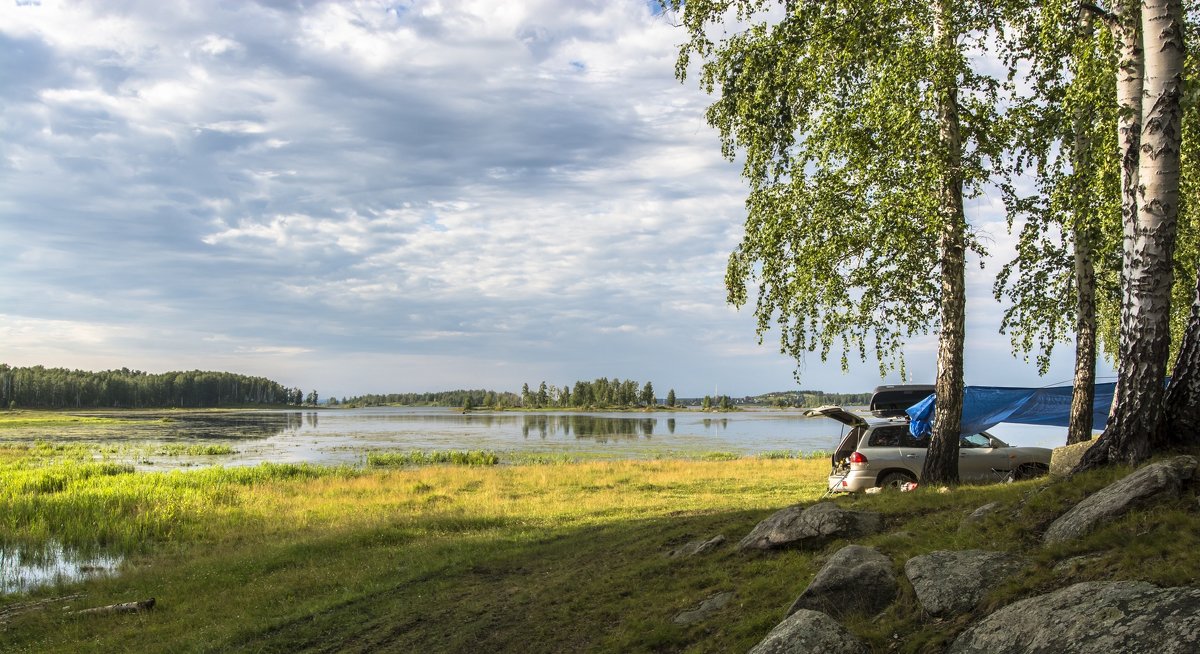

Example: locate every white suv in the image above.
[810,406,1052,492]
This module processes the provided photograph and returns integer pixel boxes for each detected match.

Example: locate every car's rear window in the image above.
[867,426,908,447]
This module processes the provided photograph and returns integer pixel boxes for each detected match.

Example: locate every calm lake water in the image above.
[6,407,1069,468]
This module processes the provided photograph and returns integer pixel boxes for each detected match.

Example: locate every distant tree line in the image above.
[0,364,310,409]
[340,389,519,409]
[520,378,669,409]
[747,390,872,408]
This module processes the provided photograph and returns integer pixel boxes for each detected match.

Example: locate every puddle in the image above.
[0,543,122,595]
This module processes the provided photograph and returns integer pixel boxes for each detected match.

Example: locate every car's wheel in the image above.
[1012,463,1049,480]
[877,471,916,490]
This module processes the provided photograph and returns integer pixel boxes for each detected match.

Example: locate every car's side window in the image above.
[898,429,929,449]
[868,426,905,446]
[960,433,992,449]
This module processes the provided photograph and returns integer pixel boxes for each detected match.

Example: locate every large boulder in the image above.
[950,581,1200,653]
[1049,439,1100,476]
[747,609,868,654]
[904,550,1026,616]
[1043,455,1198,544]
[786,545,896,619]
[739,502,882,551]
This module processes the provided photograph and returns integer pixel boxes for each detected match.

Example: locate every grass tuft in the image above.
[366,449,500,467]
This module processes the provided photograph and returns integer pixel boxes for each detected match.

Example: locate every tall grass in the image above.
[153,443,236,456]
[367,450,500,467]
[0,453,355,552]
[757,449,832,460]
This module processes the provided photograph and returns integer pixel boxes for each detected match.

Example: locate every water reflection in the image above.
[516,415,675,441]
[1,406,866,466]
[1,543,122,595]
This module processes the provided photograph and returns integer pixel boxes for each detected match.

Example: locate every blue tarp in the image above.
[906,383,1116,438]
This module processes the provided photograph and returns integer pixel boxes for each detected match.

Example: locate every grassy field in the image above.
[1,442,1198,653]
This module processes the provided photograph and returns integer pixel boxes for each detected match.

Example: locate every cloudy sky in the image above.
[0,0,1112,399]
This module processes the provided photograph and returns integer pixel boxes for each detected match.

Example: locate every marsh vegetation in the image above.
[2,437,1197,653]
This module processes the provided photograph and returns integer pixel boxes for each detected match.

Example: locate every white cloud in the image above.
[0,0,1091,398]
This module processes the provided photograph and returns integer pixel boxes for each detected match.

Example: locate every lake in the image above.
[2,407,1070,468]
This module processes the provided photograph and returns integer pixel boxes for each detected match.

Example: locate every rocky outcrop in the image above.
[950,581,1200,653]
[786,545,896,619]
[904,550,1025,616]
[738,502,882,551]
[1049,440,1100,477]
[672,591,734,626]
[747,609,868,654]
[667,534,725,559]
[1043,456,1198,544]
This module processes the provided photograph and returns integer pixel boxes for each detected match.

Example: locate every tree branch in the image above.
[1080,2,1117,27]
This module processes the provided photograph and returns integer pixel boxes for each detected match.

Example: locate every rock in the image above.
[904,550,1026,616]
[672,591,734,626]
[1043,455,1198,545]
[738,502,882,551]
[786,545,896,619]
[1051,553,1104,575]
[747,609,868,654]
[1050,439,1100,476]
[667,534,725,559]
[960,502,1002,529]
[950,581,1200,653]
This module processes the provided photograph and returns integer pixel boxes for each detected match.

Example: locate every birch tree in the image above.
[996,1,1123,445]
[1078,0,1188,468]
[668,0,1011,483]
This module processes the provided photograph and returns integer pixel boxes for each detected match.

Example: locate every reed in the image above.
[366,449,501,467]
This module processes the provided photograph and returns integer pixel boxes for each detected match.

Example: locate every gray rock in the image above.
[950,581,1200,653]
[787,545,896,619]
[904,550,1025,616]
[1043,455,1198,544]
[960,502,1002,529]
[1051,553,1104,575]
[1050,439,1100,476]
[672,590,734,626]
[748,609,868,654]
[667,534,726,558]
[738,502,882,551]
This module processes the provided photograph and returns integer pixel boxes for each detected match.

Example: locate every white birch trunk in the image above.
[923,0,965,485]
[1068,13,1098,446]
[1079,0,1185,469]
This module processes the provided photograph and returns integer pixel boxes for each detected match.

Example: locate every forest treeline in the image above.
[518,378,664,409]
[746,390,873,408]
[0,364,312,409]
[338,390,520,408]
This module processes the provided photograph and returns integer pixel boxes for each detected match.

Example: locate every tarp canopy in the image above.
[906,383,1116,438]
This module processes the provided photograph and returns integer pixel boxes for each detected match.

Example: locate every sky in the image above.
[0,0,1114,399]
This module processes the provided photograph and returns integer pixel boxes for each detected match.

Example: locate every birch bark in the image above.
[923,0,966,485]
[1078,0,1185,469]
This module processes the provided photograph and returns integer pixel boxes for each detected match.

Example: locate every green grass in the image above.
[757,449,832,460]
[0,445,1197,653]
[153,443,236,456]
[366,449,501,467]
[0,411,135,429]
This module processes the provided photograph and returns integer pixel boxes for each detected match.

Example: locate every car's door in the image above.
[956,433,996,482]
[896,429,928,477]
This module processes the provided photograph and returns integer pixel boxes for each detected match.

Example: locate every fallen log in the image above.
[0,593,85,624]
[73,597,155,617]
